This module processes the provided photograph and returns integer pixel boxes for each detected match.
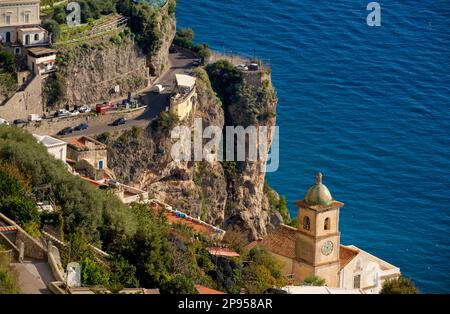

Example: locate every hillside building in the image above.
[170,74,197,120]
[0,0,49,56]
[33,134,67,163]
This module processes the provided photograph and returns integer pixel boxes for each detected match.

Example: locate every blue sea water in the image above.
[176,0,450,293]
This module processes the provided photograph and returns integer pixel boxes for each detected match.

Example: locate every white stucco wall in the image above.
[0,0,40,27]
[46,144,67,163]
[339,248,401,294]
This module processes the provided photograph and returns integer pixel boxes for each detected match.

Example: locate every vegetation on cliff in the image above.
[0,244,19,294]
[0,51,18,103]
[206,60,276,125]
[266,183,290,224]
[381,276,419,294]
[174,28,211,64]
[0,126,287,293]
[42,73,67,108]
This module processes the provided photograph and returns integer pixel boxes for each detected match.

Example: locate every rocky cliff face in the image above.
[147,3,177,77]
[53,2,176,108]
[56,34,149,107]
[106,67,282,240]
[221,70,282,238]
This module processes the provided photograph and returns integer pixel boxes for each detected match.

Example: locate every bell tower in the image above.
[294,173,344,287]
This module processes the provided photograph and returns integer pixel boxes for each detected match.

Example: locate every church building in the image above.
[247,173,400,294]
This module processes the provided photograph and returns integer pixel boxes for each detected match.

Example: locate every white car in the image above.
[153,84,165,94]
[70,109,80,116]
[79,105,92,113]
[54,109,71,118]
[28,114,42,122]
[0,118,10,126]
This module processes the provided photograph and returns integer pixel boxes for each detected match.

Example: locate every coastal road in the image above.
[57,48,197,139]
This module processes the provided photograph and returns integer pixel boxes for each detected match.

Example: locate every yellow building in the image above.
[247,172,400,294]
[170,74,197,120]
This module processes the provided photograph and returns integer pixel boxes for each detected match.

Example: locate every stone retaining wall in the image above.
[0,75,43,122]
[0,213,47,260]
[47,244,65,282]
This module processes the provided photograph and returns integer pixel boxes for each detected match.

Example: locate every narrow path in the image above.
[11,259,54,294]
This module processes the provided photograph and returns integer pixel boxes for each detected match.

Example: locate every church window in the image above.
[24,14,30,24]
[324,218,330,230]
[5,15,11,25]
[354,275,361,289]
[303,216,310,231]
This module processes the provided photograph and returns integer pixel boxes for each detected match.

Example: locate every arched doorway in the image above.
[5,32,11,43]
[25,34,30,45]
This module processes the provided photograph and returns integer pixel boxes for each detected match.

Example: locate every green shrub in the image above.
[43,73,67,107]
[0,266,19,294]
[81,257,110,287]
[110,34,122,45]
[168,0,176,16]
[131,126,142,139]
[174,29,211,64]
[0,127,137,243]
[303,275,326,286]
[151,111,180,134]
[42,20,61,42]
[160,274,196,294]
[381,276,419,294]
[0,51,15,73]
[241,246,288,293]
[206,60,243,109]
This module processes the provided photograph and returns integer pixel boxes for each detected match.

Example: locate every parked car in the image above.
[54,109,71,118]
[111,118,126,126]
[237,64,249,71]
[58,127,74,136]
[74,123,89,131]
[103,101,114,109]
[13,119,27,126]
[153,84,165,94]
[0,118,9,126]
[70,109,80,116]
[169,45,178,53]
[193,58,201,66]
[79,105,92,113]
[28,114,42,122]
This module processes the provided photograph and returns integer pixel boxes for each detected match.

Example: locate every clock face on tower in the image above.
[321,240,334,256]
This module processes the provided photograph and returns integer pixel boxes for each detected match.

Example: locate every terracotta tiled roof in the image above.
[68,139,86,150]
[165,211,213,235]
[207,247,240,258]
[195,285,225,295]
[68,136,106,151]
[0,226,18,232]
[80,176,107,188]
[246,224,297,259]
[339,245,359,270]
